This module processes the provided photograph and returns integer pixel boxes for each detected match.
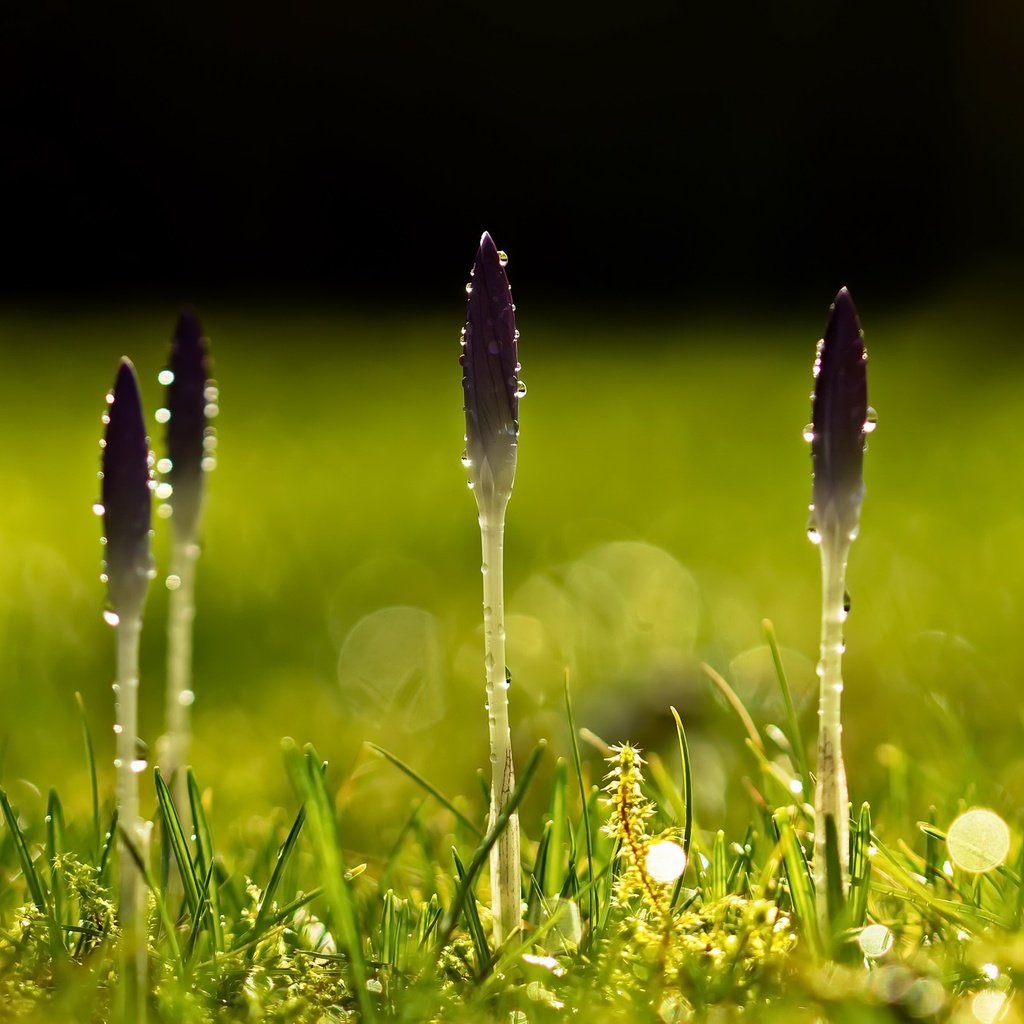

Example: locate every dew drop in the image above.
[947,808,1010,873]
[129,758,148,774]
[497,250,509,266]
[113,724,123,735]
[514,380,528,398]
[178,689,195,707]
[157,457,173,474]
[155,482,173,500]
[204,385,219,403]
[113,758,123,769]
[155,408,171,424]
[105,391,115,405]
[843,590,852,614]
[460,450,472,468]
[166,574,182,591]
[513,329,520,341]
[465,281,473,295]
[858,923,894,958]
[158,369,175,386]
[807,525,822,546]
[645,841,687,883]
[202,456,218,471]
[863,407,879,434]
[92,502,105,516]
[157,504,173,519]
[103,609,120,626]
[101,413,110,426]
[802,423,815,443]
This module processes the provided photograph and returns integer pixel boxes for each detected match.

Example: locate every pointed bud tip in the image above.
[477,231,498,258]
[175,306,204,341]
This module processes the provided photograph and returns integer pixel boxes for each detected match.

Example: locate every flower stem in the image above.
[814,524,851,930]
[163,537,199,817]
[114,613,147,1022]
[479,501,520,944]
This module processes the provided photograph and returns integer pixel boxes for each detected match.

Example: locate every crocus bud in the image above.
[102,359,153,617]
[810,287,869,539]
[460,232,522,508]
[164,308,214,541]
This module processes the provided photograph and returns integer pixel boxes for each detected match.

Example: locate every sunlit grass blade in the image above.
[670,707,694,866]
[438,740,546,949]
[154,768,201,918]
[367,743,482,838]
[526,822,553,925]
[544,759,568,899]
[772,807,821,958]
[46,788,67,939]
[248,805,306,943]
[452,848,491,975]
[0,787,48,913]
[98,809,119,882]
[565,677,596,949]
[187,770,223,952]
[710,830,728,901]
[286,743,374,1022]
[75,692,101,865]
[762,619,810,785]
[848,802,872,928]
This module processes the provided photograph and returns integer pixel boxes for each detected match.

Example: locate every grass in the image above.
[1,292,1024,1019]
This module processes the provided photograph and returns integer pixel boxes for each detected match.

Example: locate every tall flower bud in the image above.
[810,287,869,541]
[163,307,215,541]
[461,232,523,510]
[101,359,153,618]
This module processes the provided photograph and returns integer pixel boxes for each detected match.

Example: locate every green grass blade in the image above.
[762,620,810,785]
[187,770,224,952]
[119,821,182,970]
[0,787,48,913]
[46,789,67,939]
[544,759,568,898]
[75,692,102,865]
[154,768,201,917]
[711,830,727,901]
[772,807,821,958]
[98,810,118,882]
[452,848,490,974]
[367,743,482,838]
[526,821,552,925]
[565,678,596,950]
[250,804,306,940]
[823,813,846,936]
[670,707,694,865]
[286,744,375,1022]
[848,802,872,928]
[438,740,546,949]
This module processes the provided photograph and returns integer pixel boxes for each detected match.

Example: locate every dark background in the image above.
[2,1,1021,308]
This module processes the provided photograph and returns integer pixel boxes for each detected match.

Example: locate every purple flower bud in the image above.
[810,288,869,536]
[164,308,214,540]
[101,359,153,616]
[460,232,521,506]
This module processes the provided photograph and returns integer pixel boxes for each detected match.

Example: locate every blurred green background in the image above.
[2,285,1023,853]
[4,0,1024,856]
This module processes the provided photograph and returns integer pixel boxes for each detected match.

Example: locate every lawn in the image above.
[1,291,1022,1019]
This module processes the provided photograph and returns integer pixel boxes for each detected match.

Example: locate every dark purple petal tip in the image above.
[165,307,213,540]
[460,232,521,503]
[101,358,153,615]
[810,287,869,534]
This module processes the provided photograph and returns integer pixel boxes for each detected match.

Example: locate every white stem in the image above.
[115,614,148,1019]
[163,537,198,816]
[814,527,851,928]
[479,501,521,944]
